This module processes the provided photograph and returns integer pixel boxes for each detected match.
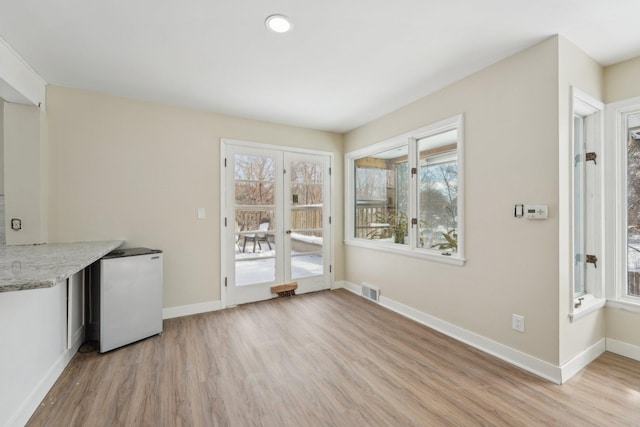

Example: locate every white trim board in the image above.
[0,35,46,108]
[340,281,608,384]
[333,280,359,293]
[560,339,605,383]
[163,300,223,320]
[379,293,562,384]
[606,338,640,362]
[163,283,608,383]
[9,333,83,427]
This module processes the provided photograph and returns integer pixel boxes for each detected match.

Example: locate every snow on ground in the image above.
[290,232,323,245]
[235,242,323,286]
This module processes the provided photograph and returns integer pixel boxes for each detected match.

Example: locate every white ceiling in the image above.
[1,0,639,133]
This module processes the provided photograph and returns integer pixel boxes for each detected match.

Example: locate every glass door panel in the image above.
[230,148,281,304]
[225,142,331,306]
[285,154,330,292]
[291,230,324,280]
[235,209,275,285]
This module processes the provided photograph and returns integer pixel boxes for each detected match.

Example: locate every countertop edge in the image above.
[0,240,125,293]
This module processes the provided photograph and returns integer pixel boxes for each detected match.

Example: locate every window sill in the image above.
[344,238,466,266]
[569,295,606,322]
[606,299,640,314]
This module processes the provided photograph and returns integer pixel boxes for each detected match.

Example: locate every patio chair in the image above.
[235,221,241,251]
[242,222,272,253]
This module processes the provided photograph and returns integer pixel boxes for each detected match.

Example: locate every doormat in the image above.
[271,282,298,297]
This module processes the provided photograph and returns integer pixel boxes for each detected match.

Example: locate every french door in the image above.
[223,141,331,306]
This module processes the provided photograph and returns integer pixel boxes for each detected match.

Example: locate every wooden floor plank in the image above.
[26,289,640,426]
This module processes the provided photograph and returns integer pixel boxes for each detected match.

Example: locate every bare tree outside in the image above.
[290,160,323,205]
[234,154,275,231]
[353,147,458,248]
[289,160,324,236]
[419,159,458,249]
[626,114,640,296]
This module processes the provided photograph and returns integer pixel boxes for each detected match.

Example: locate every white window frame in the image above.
[569,87,606,321]
[605,95,640,313]
[345,114,465,266]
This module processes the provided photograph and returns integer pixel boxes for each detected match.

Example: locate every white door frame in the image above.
[220,138,334,308]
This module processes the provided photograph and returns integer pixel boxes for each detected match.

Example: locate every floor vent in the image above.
[361,282,380,303]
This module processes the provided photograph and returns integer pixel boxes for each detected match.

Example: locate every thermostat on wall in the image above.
[524,205,548,219]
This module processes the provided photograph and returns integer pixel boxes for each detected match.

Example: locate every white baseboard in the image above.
[606,338,640,362]
[340,281,563,384]
[339,281,619,384]
[559,339,605,383]
[11,302,222,426]
[163,300,223,319]
[10,335,83,427]
[333,280,360,294]
[382,295,563,383]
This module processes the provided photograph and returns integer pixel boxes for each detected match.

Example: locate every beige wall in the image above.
[557,37,605,364]
[35,39,640,369]
[345,37,562,364]
[0,100,4,195]
[604,56,640,103]
[4,103,48,245]
[603,56,640,347]
[46,86,343,309]
[606,307,640,345]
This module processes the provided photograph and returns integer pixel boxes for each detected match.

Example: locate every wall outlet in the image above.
[512,314,525,332]
[10,218,22,231]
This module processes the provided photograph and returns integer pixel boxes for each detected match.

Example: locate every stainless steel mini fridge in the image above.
[88,248,163,353]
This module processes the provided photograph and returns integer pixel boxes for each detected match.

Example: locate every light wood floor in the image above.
[27,289,640,426]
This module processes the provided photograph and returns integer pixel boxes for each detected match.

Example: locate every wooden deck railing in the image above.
[355,201,388,238]
[236,202,390,239]
[628,270,640,296]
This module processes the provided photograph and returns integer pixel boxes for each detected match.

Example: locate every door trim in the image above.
[220,138,335,308]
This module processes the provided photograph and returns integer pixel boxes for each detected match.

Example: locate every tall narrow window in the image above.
[606,97,640,305]
[573,114,587,297]
[417,131,458,253]
[346,114,464,265]
[570,88,604,318]
[626,112,640,297]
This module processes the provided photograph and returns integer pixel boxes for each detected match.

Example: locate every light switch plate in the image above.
[197,208,206,219]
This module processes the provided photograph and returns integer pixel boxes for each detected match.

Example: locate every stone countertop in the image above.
[0,240,124,293]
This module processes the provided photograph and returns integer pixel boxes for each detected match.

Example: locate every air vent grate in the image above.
[361,282,380,303]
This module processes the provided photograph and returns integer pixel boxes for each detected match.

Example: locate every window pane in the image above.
[417,130,458,252]
[289,158,325,279]
[235,182,275,205]
[234,154,276,206]
[574,116,586,296]
[291,231,323,280]
[627,112,640,297]
[234,154,275,181]
[354,146,409,244]
[234,151,277,287]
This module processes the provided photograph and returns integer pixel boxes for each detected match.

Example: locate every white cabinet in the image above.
[0,269,87,427]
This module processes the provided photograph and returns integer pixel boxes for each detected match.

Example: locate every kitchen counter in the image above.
[0,240,124,292]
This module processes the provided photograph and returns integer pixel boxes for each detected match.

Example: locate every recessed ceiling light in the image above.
[265,14,293,33]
